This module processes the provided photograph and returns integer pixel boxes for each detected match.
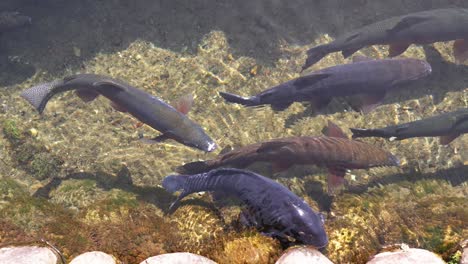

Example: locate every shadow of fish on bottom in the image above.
[163,168,328,248]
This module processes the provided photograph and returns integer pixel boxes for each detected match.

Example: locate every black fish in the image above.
[163,168,328,248]
[303,8,468,70]
[351,108,468,145]
[220,56,431,113]
[20,74,217,152]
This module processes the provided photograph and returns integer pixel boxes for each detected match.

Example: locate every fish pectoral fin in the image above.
[453,39,468,64]
[271,160,293,173]
[353,91,387,114]
[271,102,293,111]
[239,208,259,228]
[294,73,331,88]
[110,101,128,112]
[322,120,348,139]
[309,96,332,112]
[327,167,347,194]
[439,133,461,145]
[388,42,411,57]
[75,89,99,102]
[342,47,362,59]
[352,55,374,63]
[386,15,430,35]
[139,133,175,144]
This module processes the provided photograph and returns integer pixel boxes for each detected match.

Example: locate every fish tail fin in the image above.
[162,174,189,193]
[20,79,65,114]
[302,45,330,71]
[219,91,258,106]
[349,128,382,139]
[175,161,212,174]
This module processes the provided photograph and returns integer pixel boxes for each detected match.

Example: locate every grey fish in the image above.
[20,73,217,152]
[0,12,31,33]
[351,108,468,145]
[303,8,468,70]
[220,56,431,113]
[163,168,328,248]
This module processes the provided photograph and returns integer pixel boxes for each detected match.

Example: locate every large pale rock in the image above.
[461,239,468,264]
[367,247,444,264]
[140,252,216,264]
[0,246,57,264]
[69,251,117,264]
[275,246,334,264]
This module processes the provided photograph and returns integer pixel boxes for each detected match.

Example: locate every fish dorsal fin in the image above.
[294,73,331,89]
[173,94,194,115]
[387,16,430,35]
[352,55,374,63]
[322,121,348,138]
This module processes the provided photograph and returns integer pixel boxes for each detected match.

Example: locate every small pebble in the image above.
[139,252,216,264]
[367,247,444,264]
[0,246,57,264]
[69,251,117,264]
[29,128,38,137]
[275,246,333,264]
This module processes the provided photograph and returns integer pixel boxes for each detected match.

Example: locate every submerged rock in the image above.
[69,251,117,264]
[367,246,445,264]
[139,252,216,264]
[461,239,468,264]
[275,246,333,264]
[0,246,57,264]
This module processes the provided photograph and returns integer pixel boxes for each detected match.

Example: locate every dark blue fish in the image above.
[220,56,431,113]
[303,8,468,69]
[20,74,217,152]
[163,168,328,248]
[351,108,468,145]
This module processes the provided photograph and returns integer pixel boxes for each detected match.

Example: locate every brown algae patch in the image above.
[0,23,465,263]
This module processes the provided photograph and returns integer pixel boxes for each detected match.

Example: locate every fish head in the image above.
[289,203,328,248]
[400,59,432,81]
[387,153,400,167]
[180,129,217,152]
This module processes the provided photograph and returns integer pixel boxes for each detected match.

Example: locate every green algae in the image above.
[2,119,22,144]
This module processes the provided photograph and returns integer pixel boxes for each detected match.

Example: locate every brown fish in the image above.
[177,121,399,193]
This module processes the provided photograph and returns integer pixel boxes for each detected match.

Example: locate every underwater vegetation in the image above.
[0,1,466,263]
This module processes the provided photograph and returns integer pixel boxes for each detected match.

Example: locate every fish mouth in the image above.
[205,141,217,152]
[411,61,432,80]
[389,154,400,166]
